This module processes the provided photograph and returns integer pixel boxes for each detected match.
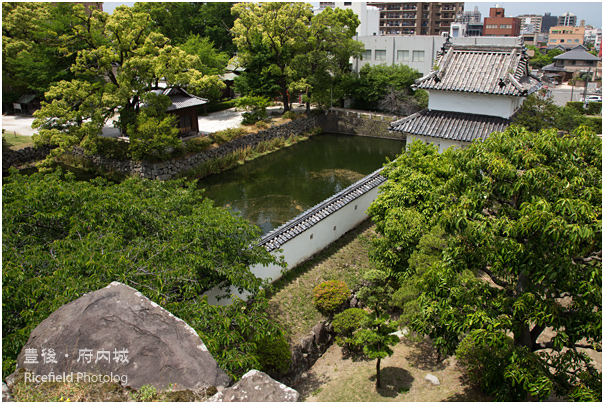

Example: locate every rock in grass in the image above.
[424,374,440,386]
[209,370,300,402]
[10,282,230,392]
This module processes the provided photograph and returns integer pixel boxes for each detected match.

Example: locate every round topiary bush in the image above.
[332,308,367,346]
[313,280,350,315]
[255,333,292,377]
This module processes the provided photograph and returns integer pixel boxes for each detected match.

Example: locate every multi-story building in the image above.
[548,26,586,49]
[518,14,542,34]
[558,12,577,27]
[458,5,481,24]
[353,35,519,76]
[368,2,464,36]
[316,2,380,37]
[483,7,521,37]
[541,12,558,33]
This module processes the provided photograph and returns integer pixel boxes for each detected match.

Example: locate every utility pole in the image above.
[582,67,592,109]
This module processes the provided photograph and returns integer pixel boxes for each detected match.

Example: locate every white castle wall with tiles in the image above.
[204,176,382,306]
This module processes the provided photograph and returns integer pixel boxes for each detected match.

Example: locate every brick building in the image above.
[483,7,521,37]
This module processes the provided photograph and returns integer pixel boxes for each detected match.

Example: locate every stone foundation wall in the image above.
[3,113,399,179]
[2,145,55,170]
[74,116,322,180]
[316,112,402,140]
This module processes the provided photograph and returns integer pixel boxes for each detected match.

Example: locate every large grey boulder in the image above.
[10,282,230,391]
[209,370,299,402]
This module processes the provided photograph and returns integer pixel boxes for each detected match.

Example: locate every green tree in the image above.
[179,35,230,76]
[290,6,364,112]
[2,170,283,379]
[2,2,90,101]
[345,64,423,111]
[369,127,602,400]
[231,2,313,112]
[350,270,399,389]
[31,5,224,168]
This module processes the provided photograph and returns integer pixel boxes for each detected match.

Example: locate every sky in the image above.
[104,1,603,28]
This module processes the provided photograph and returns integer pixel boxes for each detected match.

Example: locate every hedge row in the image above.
[566,101,602,116]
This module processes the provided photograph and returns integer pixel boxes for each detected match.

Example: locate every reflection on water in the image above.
[198,133,405,235]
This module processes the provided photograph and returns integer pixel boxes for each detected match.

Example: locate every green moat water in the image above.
[197,133,405,235]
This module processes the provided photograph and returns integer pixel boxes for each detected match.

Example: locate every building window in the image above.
[486,24,498,29]
[397,50,409,61]
[362,49,372,60]
[344,2,352,5]
[551,39,557,42]
[574,39,580,43]
[412,50,425,62]
[375,50,386,61]
[499,24,512,29]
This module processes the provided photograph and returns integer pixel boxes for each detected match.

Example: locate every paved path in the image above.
[2,105,306,138]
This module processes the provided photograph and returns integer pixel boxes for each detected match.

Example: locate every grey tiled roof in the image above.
[390,109,511,142]
[415,40,542,96]
[554,47,601,61]
[258,168,386,252]
[147,87,208,111]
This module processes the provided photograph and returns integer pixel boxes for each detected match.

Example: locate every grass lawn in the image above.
[267,220,377,344]
[2,131,34,149]
[296,338,490,402]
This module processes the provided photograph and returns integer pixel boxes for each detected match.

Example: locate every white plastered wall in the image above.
[428,91,520,119]
[204,186,381,306]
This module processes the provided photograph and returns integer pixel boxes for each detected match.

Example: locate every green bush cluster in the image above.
[183,136,213,154]
[205,99,237,114]
[313,280,350,315]
[282,111,297,120]
[332,308,367,346]
[566,101,602,116]
[255,332,292,377]
[212,127,247,145]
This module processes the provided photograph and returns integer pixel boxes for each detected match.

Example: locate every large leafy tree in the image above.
[290,6,364,112]
[2,170,283,379]
[2,2,90,101]
[344,64,423,111]
[31,5,224,168]
[231,2,314,112]
[368,127,602,400]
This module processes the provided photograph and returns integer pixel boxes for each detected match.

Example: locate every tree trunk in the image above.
[281,82,290,113]
[376,358,381,389]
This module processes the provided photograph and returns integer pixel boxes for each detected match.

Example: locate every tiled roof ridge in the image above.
[258,168,387,252]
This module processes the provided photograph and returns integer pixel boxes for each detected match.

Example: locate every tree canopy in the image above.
[28,4,224,168]
[2,169,282,379]
[368,126,602,400]
[344,64,424,111]
[231,2,362,112]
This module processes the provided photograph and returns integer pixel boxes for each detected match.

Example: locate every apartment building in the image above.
[518,14,542,34]
[483,7,521,37]
[548,26,586,49]
[558,12,577,27]
[368,2,464,36]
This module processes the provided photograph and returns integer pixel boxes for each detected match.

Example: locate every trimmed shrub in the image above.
[205,99,236,114]
[332,308,367,346]
[255,333,292,377]
[212,128,246,145]
[184,136,213,153]
[313,280,350,315]
[566,101,602,116]
[283,111,296,120]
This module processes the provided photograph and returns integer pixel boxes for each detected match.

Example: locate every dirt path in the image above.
[294,336,489,402]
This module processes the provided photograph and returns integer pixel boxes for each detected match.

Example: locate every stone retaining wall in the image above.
[316,112,402,140]
[3,113,399,178]
[74,116,322,180]
[2,145,55,170]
